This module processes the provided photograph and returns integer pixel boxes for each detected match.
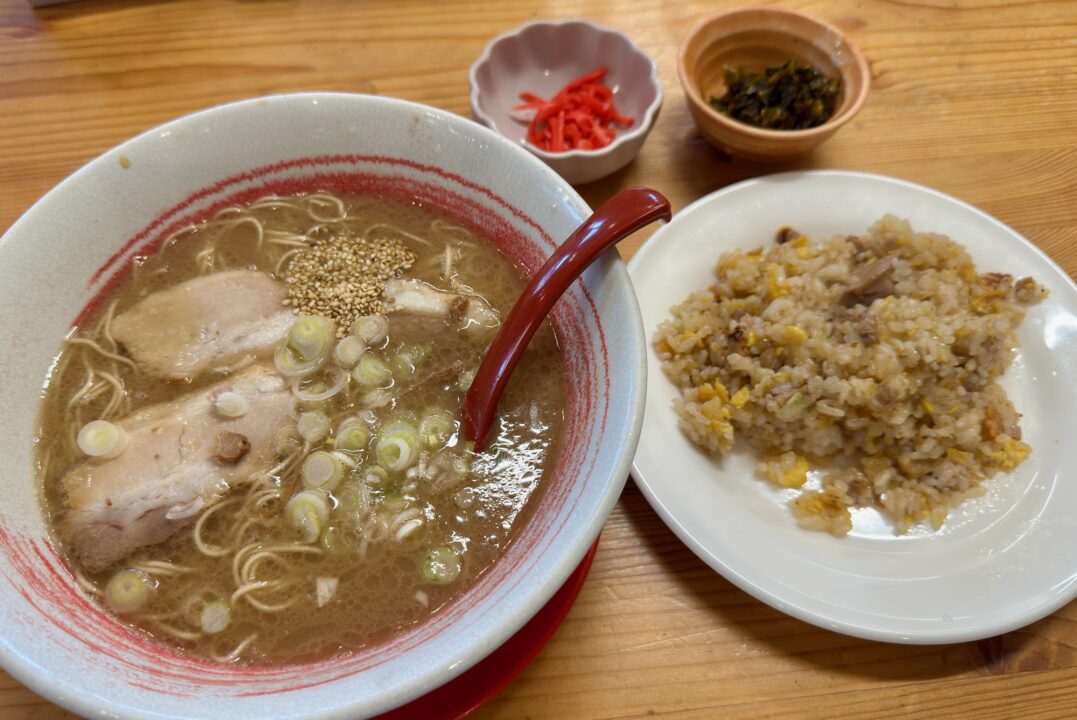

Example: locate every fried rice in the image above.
[653,215,1048,536]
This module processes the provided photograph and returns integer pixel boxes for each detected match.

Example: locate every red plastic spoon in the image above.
[462,187,672,451]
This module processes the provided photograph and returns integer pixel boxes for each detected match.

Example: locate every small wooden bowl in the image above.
[678,6,870,162]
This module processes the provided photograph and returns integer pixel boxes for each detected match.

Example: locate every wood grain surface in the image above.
[2,0,1076,718]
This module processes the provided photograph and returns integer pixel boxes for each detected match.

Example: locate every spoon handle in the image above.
[462,187,672,450]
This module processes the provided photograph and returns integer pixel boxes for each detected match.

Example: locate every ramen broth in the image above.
[36,192,567,664]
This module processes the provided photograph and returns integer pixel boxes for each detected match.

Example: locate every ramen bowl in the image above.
[0,93,645,719]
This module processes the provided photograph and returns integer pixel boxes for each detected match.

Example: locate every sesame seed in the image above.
[281,232,416,336]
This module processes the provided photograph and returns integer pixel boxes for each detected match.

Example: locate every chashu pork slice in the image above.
[382,278,500,334]
[112,270,293,382]
[60,365,296,571]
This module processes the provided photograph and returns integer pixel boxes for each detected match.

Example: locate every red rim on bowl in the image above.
[375,538,600,720]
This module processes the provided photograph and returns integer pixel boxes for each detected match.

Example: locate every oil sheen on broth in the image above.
[36,192,567,664]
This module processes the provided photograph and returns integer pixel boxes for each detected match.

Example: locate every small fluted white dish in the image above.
[469,19,662,185]
[629,170,1077,644]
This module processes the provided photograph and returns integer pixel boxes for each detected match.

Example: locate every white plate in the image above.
[628,170,1077,644]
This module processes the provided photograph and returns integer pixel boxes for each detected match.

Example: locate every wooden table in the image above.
[2,0,1076,717]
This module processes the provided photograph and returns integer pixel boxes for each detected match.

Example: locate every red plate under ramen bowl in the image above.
[0,93,645,718]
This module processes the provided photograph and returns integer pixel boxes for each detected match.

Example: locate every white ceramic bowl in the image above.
[469,19,663,185]
[0,93,645,719]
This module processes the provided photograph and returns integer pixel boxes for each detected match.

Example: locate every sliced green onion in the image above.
[274,344,323,378]
[381,419,421,440]
[289,315,335,361]
[77,420,128,459]
[335,417,371,451]
[302,450,344,491]
[296,380,328,409]
[389,348,419,380]
[392,509,424,542]
[419,410,456,449]
[421,546,461,584]
[364,466,389,488]
[332,450,358,469]
[214,391,249,418]
[296,410,331,444]
[334,335,365,366]
[353,353,392,389]
[334,482,366,515]
[200,600,231,634]
[775,391,807,422]
[383,488,409,512]
[285,490,329,544]
[351,314,388,346]
[292,367,348,404]
[275,426,302,457]
[316,576,339,607]
[395,520,423,542]
[104,569,154,613]
[377,438,414,473]
[360,388,392,408]
[375,419,421,472]
[321,525,356,555]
